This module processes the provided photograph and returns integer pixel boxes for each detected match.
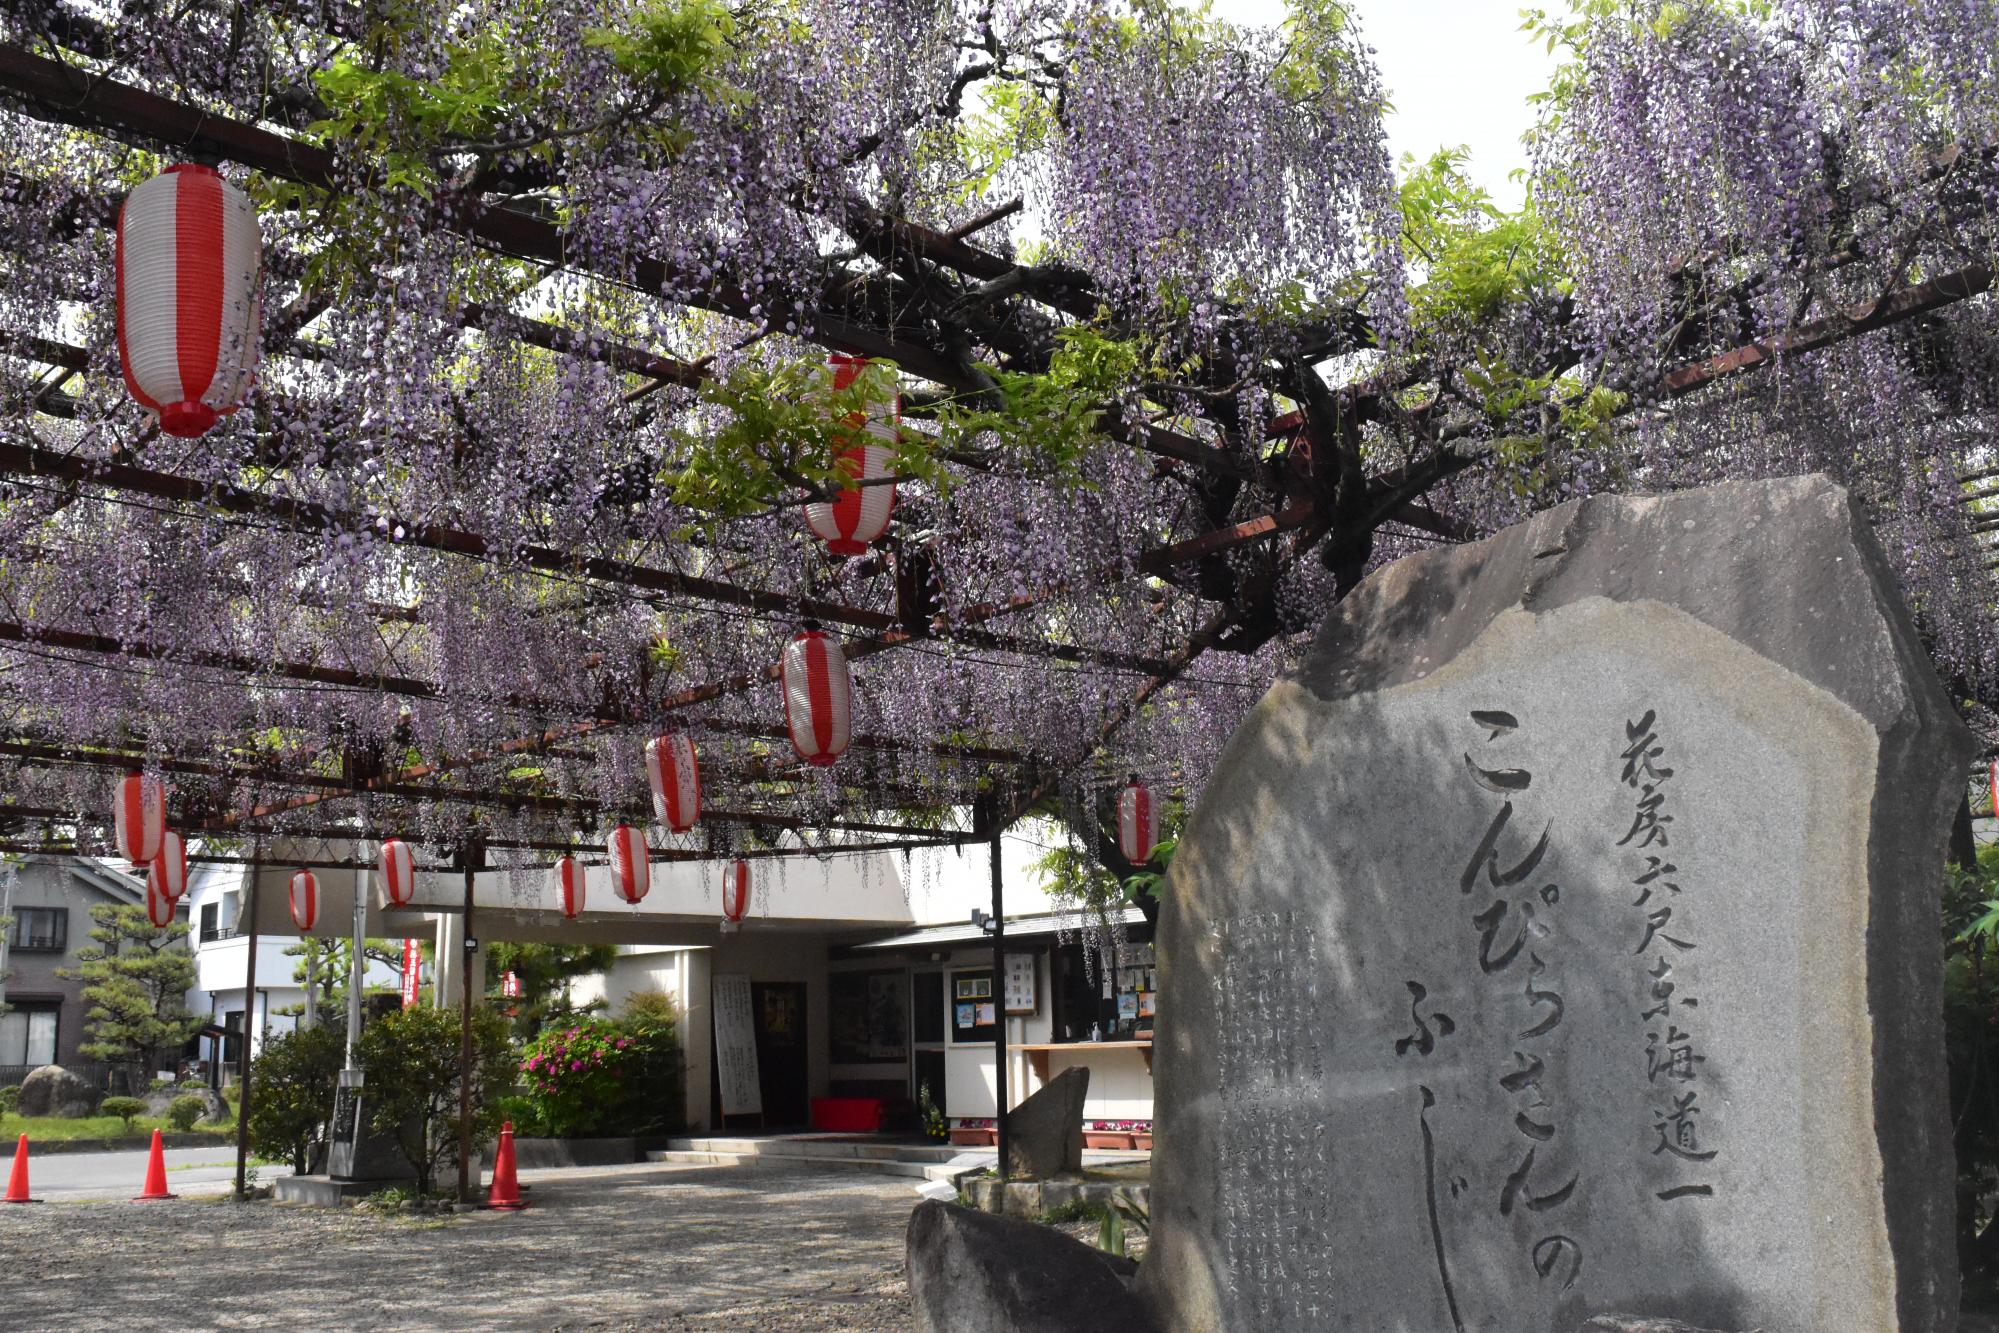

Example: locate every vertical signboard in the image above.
[712,972,763,1118]
[397,939,417,1011]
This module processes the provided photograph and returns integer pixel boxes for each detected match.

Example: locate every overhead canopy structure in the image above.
[1,0,1998,893]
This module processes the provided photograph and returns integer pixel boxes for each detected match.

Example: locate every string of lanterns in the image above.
[103,164,1162,938]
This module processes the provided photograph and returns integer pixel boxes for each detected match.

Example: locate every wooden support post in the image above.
[990,827,1009,1182]
[233,848,261,1198]
[456,841,479,1204]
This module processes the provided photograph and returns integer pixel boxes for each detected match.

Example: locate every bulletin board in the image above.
[949,969,997,1043]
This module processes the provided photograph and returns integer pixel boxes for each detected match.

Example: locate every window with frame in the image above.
[0,1001,58,1066]
[10,906,66,953]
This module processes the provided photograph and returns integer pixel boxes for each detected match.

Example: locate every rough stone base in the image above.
[907,1200,1157,1333]
[962,1175,1148,1220]
[274,1173,416,1206]
[1578,1318,1744,1333]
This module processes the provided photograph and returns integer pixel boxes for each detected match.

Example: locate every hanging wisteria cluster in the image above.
[0,0,1996,898]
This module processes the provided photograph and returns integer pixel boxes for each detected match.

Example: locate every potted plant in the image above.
[1131,1121,1153,1151]
[948,1117,996,1146]
[1083,1120,1135,1150]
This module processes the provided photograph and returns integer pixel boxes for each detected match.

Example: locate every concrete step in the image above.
[645,1149,941,1180]
[663,1136,964,1164]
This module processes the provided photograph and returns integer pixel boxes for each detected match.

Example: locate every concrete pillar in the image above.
[433,913,459,1008]
[680,948,713,1133]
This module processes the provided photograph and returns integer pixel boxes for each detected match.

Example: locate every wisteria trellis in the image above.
[0,1,1996,889]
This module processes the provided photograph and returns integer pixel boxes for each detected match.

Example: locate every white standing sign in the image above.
[712,972,763,1117]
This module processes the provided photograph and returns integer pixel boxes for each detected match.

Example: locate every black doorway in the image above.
[752,981,809,1128]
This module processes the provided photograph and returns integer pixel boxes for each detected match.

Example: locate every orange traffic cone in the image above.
[132,1128,176,1201]
[3,1135,38,1203]
[485,1120,527,1211]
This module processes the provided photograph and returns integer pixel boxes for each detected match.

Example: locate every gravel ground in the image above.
[0,1162,920,1332]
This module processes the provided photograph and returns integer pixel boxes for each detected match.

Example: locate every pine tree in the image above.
[59,903,202,1077]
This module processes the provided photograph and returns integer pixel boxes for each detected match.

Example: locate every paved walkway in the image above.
[6,1145,296,1201]
[0,1161,917,1330]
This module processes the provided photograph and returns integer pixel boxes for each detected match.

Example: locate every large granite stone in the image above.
[1007,1066,1088,1179]
[1138,477,1970,1332]
[16,1065,101,1118]
[906,1200,1156,1333]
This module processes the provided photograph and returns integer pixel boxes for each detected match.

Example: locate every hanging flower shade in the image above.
[552,856,585,919]
[606,824,650,904]
[145,872,176,929]
[803,354,899,556]
[781,624,852,767]
[149,830,188,902]
[378,838,415,907]
[645,733,701,833]
[720,857,750,932]
[289,869,318,932]
[115,163,263,438]
[113,771,164,865]
[1117,776,1156,865]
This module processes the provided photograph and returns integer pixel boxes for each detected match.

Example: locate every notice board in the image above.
[712,972,763,1117]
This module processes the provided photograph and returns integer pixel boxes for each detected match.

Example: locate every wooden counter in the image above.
[1013,1040,1154,1081]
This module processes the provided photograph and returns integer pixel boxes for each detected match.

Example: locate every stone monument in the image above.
[1138,476,1970,1332]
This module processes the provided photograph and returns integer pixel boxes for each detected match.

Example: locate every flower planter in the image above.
[949,1127,997,1147]
[1131,1133,1153,1151]
[1083,1131,1135,1150]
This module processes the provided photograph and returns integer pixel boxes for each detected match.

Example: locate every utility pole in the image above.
[233,841,263,1199]
[347,806,371,1064]
[0,859,17,1015]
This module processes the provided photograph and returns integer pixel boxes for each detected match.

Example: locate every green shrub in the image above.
[100,1096,145,1133]
[359,1004,515,1194]
[0,1086,19,1114]
[517,996,685,1139]
[247,1025,344,1174]
[165,1094,207,1132]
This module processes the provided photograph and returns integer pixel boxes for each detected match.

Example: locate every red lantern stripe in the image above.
[289,870,317,932]
[1989,759,1997,815]
[115,164,262,438]
[1117,782,1155,864]
[145,872,176,929]
[606,825,650,904]
[646,734,701,833]
[114,772,164,865]
[722,859,750,923]
[378,838,414,907]
[553,856,585,919]
[149,830,188,901]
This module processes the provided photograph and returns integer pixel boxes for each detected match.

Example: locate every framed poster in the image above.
[1003,950,1037,1015]
[950,969,997,1042]
[830,969,909,1064]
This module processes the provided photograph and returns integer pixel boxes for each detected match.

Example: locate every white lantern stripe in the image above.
[115,164,262,438]
[782,629,852,767]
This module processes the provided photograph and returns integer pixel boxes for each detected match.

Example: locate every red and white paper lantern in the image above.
[1989,759,1997,816]
[1116,777,1156,865]
[645,733,702,833]
[552,855,585,920]
[289,869,318,932]
[720,858,750,933]
[145,872,177,929]
[148,830,188,903]
[781,626,853,767]
[115,163,263,438]
[605,824,650,904]
[378,837,415,907]
[113,771,165,865]
[803,355,898,556]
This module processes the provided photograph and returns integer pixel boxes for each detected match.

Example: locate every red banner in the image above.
[501,970,521,998]
[401,938,421,1009]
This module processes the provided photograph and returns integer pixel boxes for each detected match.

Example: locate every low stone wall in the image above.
[962,1175,1148,1220]
[487,1136,642,1170]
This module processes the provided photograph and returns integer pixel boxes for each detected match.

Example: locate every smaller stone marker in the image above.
[906,1200,1155,1333]
[1005,1066,1089,1179]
